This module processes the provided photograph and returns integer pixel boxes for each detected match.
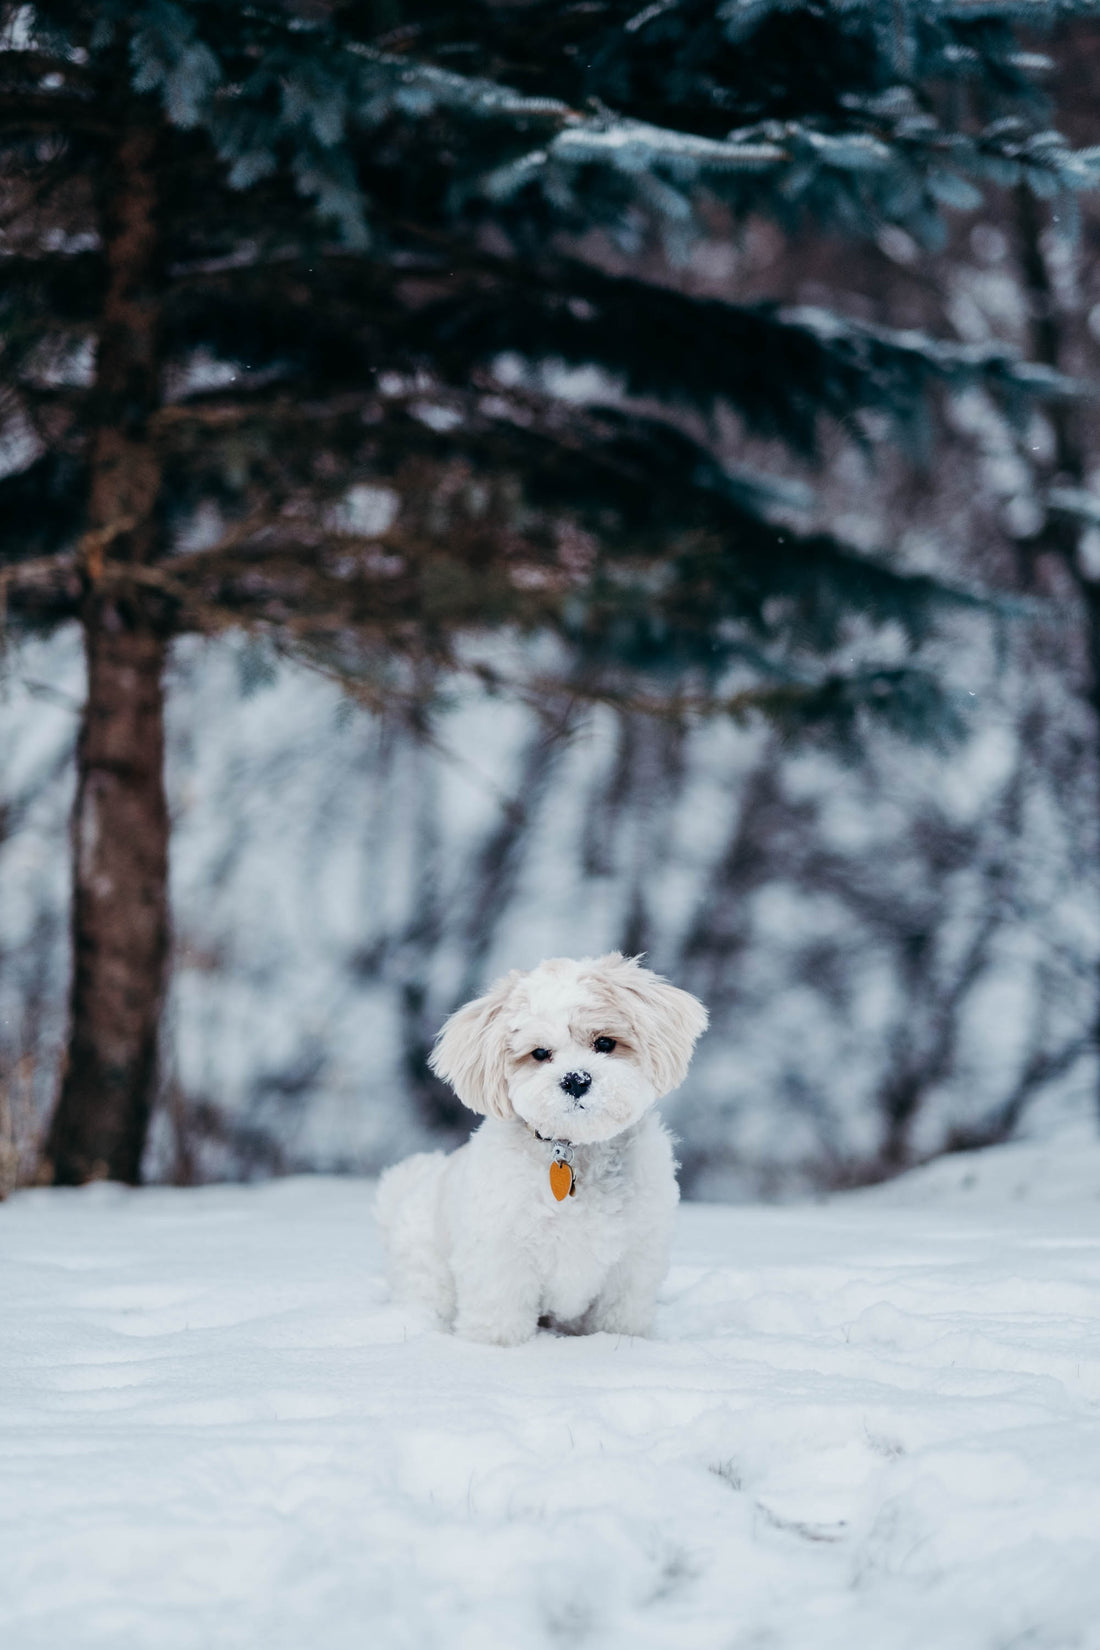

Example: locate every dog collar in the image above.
[529,1128,577,1201]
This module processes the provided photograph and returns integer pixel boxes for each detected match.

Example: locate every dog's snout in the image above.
[560,1070,592,1100]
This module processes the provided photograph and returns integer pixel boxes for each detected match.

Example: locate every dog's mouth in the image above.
[511,1067,649,1144]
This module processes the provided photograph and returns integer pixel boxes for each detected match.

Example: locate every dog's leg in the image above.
[451,1243,542,1346]
[375,1152,454,1324]
[585,1242,667,1337]
[587,1117,679,1337]
[588,1207,673,1335]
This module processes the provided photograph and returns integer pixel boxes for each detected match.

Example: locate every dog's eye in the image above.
[593,1036,616,1054]
[531,1048,552,1062]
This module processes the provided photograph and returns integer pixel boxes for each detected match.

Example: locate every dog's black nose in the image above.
[560,1070,592,1100]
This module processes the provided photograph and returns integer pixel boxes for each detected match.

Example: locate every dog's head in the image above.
[428,954,707,1143]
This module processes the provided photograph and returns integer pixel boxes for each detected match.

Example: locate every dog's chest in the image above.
[536,1147,632,1314]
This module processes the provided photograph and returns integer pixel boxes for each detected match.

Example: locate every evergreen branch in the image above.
[146,367,1006,677]
[346,44,581,131]
[450,658,968,748]
[0,547,80,623]
[150,243,1069,450]
[20,5,1095,260]
[400,256,1075,444]
[0,548,77,587]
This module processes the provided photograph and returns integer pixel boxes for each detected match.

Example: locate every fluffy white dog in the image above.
[375,953,707,1345]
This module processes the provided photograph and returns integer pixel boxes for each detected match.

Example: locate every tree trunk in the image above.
[46,621,170,1184]
[44,116,170,1185]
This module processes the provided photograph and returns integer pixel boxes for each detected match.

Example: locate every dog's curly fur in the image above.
[376,954,708,1345]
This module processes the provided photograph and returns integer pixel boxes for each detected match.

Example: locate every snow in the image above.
[5,1129,1100,1649]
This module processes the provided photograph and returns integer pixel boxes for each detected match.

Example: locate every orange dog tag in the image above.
[549,1160,574,1201]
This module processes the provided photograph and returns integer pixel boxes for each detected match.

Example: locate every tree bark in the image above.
[44,117,170,1185]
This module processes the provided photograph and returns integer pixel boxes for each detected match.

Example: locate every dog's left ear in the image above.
[592,953,708,1097]
[428,971,519,1120]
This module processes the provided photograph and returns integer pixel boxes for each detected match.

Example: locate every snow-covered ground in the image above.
[4,1129,1100,1650]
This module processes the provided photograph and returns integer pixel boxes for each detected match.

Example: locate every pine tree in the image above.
[1,0,1097,1182]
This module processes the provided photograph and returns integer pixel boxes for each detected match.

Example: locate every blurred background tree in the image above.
[1,0,1099,1190]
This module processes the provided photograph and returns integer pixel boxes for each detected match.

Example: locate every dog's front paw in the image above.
[592,1311,653,1338]
[455,1310,538,1347]
[587,1292,657,1338]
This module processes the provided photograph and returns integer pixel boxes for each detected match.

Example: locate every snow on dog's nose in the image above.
[560,1070,592,1101]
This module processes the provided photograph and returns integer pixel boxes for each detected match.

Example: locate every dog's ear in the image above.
[591,953,708,1097]
[428,971,519,1119]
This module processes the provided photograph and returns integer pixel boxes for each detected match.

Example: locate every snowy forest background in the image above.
[4,1,1100,1200]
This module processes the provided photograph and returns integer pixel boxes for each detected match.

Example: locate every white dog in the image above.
[375,953,707,1345]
